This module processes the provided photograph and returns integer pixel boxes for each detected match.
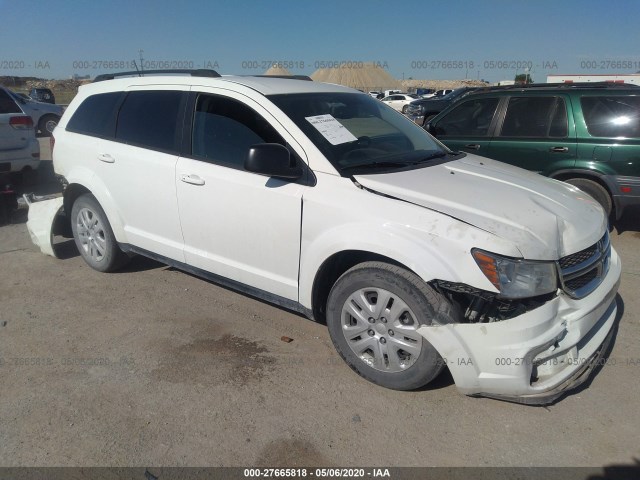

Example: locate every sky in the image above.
[1,0,639,83]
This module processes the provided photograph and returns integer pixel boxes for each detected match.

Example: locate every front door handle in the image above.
[464,144,481,150]
[180,174,205,186]
[550,146,569,153]
[97,153,115,163]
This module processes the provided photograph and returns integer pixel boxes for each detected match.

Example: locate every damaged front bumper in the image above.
[418,248,622,405]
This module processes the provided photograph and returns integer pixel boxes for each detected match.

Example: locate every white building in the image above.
[547,74,640,85]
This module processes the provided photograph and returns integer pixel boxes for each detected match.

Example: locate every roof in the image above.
[84,72,358,96]
[460,82,640,97]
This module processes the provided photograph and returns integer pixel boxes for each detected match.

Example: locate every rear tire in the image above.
[70,194,129,272]
[38,114,59,137]
[326,261,454,390]
[565,178,612,217]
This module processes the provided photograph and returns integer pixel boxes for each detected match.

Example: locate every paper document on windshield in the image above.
[305,114,358,145]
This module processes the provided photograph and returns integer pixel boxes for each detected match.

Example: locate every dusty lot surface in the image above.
[1,142,639,467]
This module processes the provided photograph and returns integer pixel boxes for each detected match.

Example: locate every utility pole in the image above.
[139,50,144,72]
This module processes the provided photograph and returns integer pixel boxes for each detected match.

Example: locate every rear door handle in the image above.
[97,153,115,163]
[550,146,569,153]
[180,174,205,186]
[464,144,481,150]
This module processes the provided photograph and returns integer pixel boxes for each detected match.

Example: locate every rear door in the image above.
[0,88,28,152]
[77,86,188,262]
[485,95,576,173]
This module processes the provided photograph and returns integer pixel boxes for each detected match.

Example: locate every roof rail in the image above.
[93,69,221,82]
[250,75,313,81]
[474,81,639,93]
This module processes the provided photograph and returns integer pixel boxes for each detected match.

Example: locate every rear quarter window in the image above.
[581,96,640,138]
[66,92,124,138]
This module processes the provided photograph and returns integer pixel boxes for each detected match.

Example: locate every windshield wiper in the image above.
[416,151,451,162]
[341,160,415,172]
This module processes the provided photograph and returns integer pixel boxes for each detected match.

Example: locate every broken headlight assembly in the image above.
[472,249,558,299]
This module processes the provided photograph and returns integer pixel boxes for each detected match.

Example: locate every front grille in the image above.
[564,268,598,291]
[559,245,598,269]
[558,232,611,299]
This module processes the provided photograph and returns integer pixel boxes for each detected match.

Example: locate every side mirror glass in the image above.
[245,143,302,180]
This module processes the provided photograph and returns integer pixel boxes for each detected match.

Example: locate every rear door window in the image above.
[66,92,123,138]
[581,96,640,138]
[500,97,568,137]
[116,91,184,153]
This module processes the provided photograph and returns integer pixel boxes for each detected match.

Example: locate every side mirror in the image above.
[245,143,303,180]
[424,122,437,136]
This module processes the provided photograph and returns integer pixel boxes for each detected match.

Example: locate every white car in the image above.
[380,93,420,113]
[0,87,40,175]
[51,71,621,404]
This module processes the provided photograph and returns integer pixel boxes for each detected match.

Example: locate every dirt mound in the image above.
[264,66,293,76]
[401,78,489,92]
[311,63,401,91]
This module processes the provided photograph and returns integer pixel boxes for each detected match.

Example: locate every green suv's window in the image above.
[433,98,499,136]
[500,97,567,138]
[581,96,640,138]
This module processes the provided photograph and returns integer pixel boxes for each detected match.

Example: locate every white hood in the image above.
[354,155,607,260]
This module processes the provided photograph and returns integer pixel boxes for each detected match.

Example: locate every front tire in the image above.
[326,262,453,390]
[70,194,129,272]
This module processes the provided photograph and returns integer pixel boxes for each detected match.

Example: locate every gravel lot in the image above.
[1,140,639,468]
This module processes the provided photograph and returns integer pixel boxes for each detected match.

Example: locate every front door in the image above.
[176,89,305,300]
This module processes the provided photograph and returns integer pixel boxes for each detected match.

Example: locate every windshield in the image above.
[268,92,449,175]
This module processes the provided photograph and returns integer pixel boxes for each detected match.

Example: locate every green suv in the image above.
[424,83,640,218]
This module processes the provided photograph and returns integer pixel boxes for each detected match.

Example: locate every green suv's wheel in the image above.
[70,194,129,272]
[565,178,612,217]
[326,262,452,390]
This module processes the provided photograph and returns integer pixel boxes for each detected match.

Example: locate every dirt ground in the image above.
[1,141,639,468]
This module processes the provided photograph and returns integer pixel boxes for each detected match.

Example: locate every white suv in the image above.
[52,70,621,404]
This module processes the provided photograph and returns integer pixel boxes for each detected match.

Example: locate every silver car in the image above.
[6,88,64,137]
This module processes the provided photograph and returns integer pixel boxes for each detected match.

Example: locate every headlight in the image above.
[472,249,558,298]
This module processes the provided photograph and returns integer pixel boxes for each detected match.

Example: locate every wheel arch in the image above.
[62,176,126,241]
[549,168,616,214]
[309,250,424,325]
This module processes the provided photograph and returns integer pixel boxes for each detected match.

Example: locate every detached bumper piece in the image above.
[24,195,65,258]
